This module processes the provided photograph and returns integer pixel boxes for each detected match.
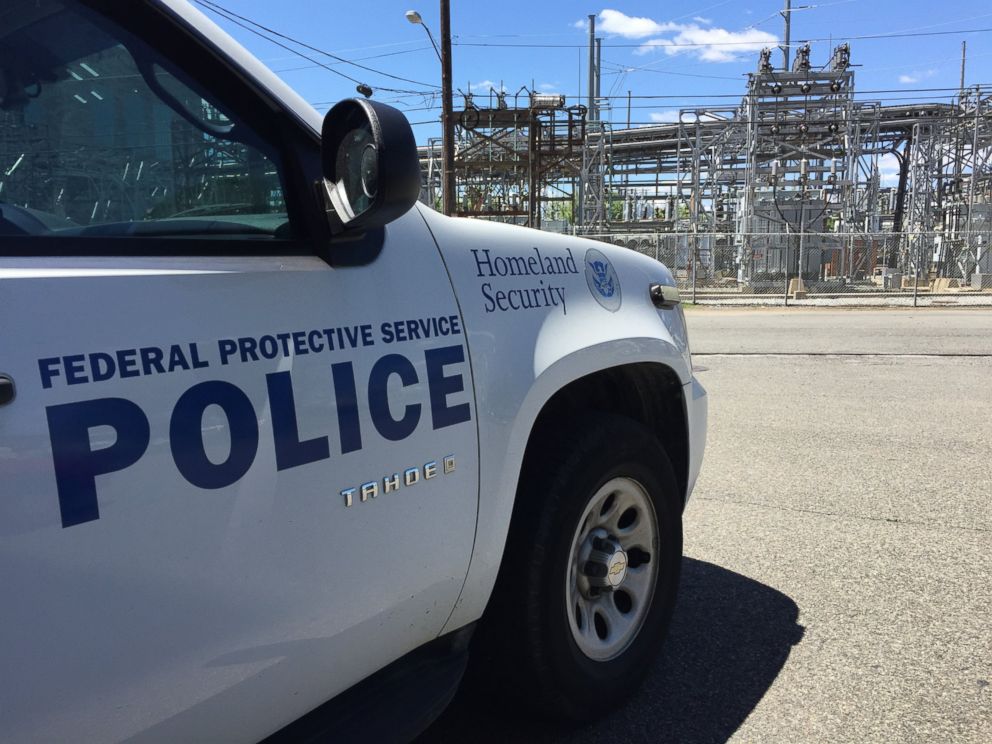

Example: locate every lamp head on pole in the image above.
[404,10,423,24]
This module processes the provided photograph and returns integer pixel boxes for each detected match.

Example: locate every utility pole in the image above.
[587,14,596,120]
[960,41,967,90]
[595,38,602,115]
[440,0,455,216]
[781,0,792,71]
[965,85,981,281]
[626,90,631,128]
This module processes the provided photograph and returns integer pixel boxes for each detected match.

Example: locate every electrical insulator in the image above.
[759,48,774,74]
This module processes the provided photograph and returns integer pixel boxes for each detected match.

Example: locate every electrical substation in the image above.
[419,28,992,293]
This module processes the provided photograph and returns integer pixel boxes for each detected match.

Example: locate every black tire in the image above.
[475,412,683,723]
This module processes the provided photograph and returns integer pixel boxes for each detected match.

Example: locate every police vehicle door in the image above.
[0,3,478,740]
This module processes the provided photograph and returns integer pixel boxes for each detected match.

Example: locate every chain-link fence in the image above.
[579,231,992,306]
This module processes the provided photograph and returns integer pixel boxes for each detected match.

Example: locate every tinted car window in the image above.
[0,0,290,240]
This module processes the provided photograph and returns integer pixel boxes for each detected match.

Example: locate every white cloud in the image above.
[582,10,776,63]
[470,80,503,92]
[898,69,936,85]
[637,24,778,62]
[596,9,678,38]
[539,82,559,91]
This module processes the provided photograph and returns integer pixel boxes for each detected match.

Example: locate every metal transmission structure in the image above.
[416,44,992,291]
[739,43,859,283]
[602,43,864,285]
[901,118,942,283]
[901,87,992,282]
[579,116,611,230]
[421,90,587,229]
[953,87,992,280]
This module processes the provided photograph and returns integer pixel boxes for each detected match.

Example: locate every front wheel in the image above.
[480,413,683,722]
[566,474,662,663]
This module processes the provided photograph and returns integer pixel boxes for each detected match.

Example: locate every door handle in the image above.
[0,375,14,406]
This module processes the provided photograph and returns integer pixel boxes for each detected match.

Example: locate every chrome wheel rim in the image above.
[566,476,660,662]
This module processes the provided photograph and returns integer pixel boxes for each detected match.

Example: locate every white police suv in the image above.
[0,1,707,741]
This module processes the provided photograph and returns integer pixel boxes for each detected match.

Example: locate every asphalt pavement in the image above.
[421,308,992,744]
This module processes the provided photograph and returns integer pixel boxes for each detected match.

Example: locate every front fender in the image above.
[416,208,692,632]
[442,339,687,632]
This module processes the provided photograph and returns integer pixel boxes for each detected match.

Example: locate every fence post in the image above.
[913,233,919,308]
[691,225,698,305]
[655,232,660,262]
[783,224,790,307]
[798,200,806,296]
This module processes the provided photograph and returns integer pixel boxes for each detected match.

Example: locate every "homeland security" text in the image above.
[472,247,578,315]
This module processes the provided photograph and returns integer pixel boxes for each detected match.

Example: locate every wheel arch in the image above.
[521,362,690,509]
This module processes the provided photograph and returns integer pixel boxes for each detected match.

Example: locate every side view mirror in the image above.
[321,98,421,233]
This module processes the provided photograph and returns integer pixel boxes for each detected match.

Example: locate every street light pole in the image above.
[406,10,441,60]
[439,0,455,216]
[406,6,455,215]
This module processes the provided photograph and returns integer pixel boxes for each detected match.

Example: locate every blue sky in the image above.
[193,0,992,143]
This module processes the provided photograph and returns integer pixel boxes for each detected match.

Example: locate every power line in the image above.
[310,89,439,107]
[191,2,361,87]
[192,0,439,92]
[872,10,992,37]
[393,85,985,101]
[273,46,431,75]
[378,91,981,107]
[360,91,982,115]
[257,40,424,67]
[562,89,967,101]
[195,0,438,88]
[602,63,742,81]
[669,0,738,24]
[453,26,992,48]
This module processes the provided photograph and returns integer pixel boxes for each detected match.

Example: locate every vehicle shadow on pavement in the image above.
[419,557,805,743]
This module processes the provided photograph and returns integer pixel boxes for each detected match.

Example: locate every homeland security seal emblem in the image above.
[584,248,622,312]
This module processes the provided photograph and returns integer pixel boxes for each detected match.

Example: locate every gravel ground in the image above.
[421,308,992,744]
